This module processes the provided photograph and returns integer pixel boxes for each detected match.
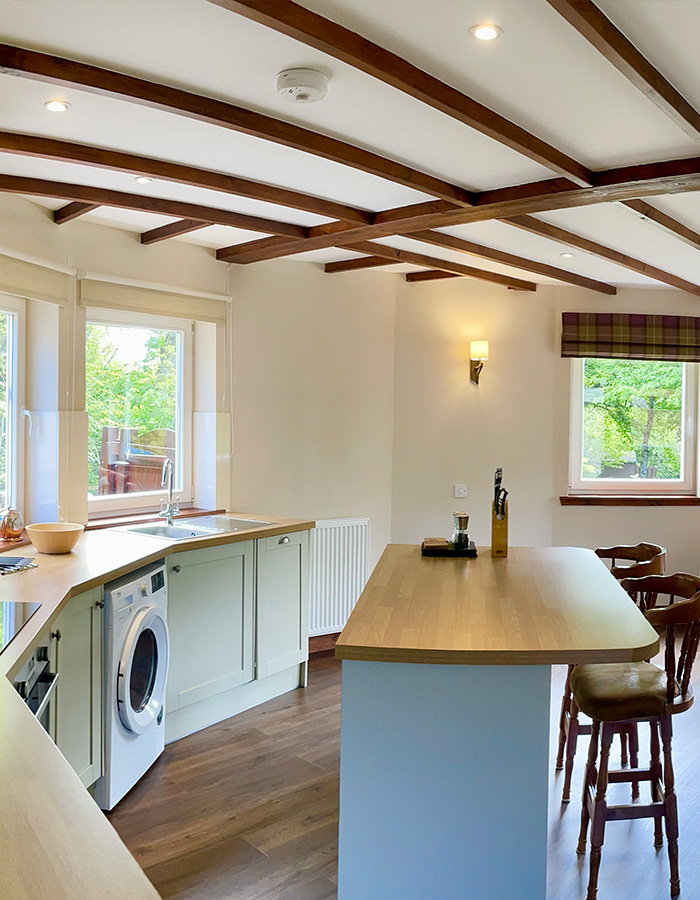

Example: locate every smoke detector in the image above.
[276,68,329,103]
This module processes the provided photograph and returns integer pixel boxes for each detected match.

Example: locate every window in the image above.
[569,358,697,494]
[86,310,192,512]
[0,298,23,510]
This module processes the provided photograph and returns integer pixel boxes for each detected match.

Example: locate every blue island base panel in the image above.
[337,660,551,900]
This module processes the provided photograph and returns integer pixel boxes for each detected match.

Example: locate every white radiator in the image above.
[309,517,370,636]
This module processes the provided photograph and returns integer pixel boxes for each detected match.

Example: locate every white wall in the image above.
[391,277,700,575]
[229,260,397,568]
[392,278,557,547]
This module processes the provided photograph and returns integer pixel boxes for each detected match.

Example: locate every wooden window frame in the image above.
[568,357,698,497]
[86,308,193,516]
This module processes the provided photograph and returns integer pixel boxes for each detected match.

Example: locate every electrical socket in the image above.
[454,484,468,498]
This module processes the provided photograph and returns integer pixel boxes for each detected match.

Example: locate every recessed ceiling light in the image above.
[134,176,154,185]
[469,23,503,41]
[44,99,71,113]
[560,252,575,258]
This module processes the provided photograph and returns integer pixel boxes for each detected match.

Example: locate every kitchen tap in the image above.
[159,458,178,525]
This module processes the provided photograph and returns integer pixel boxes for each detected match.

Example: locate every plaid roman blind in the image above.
[561,312,700,362]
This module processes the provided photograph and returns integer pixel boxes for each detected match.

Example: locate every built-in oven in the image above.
[13,638,59,737]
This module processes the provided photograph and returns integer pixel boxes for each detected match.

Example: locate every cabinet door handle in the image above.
[278,535,290,544]
[51,629,62,642]
[172,565,181,573]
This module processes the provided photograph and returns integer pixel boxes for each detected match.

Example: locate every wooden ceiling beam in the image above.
[140,219,210,245]
[546,0,700,139]
[338,240,538,291]
[0,173,309,237]
[621,199,700,252]
[209,0,593,186]
[53,201,99,224]
[218,154,700,263]
[0,130,372,225]
[0,43,473,207]
[405,270,460,283]
[324,256,393,273]
[324,229,616,293]
[410,229,616,294]
[502,214,700,296]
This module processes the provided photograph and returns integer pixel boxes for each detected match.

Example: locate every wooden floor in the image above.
[109,655,700,900]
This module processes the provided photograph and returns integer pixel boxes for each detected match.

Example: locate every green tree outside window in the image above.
[582,358,683,480]
[86,324,178,496]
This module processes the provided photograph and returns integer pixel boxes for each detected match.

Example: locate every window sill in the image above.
[86,507,226,531]
[559,496,700,506]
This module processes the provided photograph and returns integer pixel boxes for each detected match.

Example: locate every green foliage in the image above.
[86,324,178,494]
[582,358,683,480]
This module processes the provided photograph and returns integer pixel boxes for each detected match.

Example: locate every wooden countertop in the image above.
[335,545,660,665]
[0,512,314,900]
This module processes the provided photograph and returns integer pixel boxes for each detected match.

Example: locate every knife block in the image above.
[491,500,508,558]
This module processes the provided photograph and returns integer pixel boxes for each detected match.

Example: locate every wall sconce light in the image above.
[470,340,489,385]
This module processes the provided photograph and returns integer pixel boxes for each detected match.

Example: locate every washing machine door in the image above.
[117,605,169,735]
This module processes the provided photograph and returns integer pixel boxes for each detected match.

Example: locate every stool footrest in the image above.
[607,802,664,821]
[608,768,653,783]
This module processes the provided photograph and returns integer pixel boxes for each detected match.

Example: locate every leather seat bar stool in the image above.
[573,578,700,899]
[556,543,667,802]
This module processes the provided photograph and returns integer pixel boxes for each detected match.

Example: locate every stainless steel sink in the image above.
[118,515,273,541]
[180,515,273,532]
[119,523,217,540]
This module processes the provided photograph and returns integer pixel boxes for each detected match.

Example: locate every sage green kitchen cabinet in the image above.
[256,530,309,680]
[166,541,254,714]
[52,587,103,788]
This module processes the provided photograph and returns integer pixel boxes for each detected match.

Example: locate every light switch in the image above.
[454,484,468,498]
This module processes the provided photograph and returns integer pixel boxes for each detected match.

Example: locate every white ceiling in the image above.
[0,0,699,290]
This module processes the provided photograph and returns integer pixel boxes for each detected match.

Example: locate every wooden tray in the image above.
[421,540,477,558]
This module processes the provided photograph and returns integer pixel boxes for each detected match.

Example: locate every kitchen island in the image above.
[334,545,659,900]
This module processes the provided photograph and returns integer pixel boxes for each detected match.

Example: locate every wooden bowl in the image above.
[26,522,85,554]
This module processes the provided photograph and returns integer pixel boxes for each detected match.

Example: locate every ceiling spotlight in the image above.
[134,176,154,185]
[44,99,71,113]
[560,252,575,258]
[469,23,503,41]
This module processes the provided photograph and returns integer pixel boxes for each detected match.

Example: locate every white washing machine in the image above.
[94,560,169,811]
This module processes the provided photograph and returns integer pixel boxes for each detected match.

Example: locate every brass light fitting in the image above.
[469,340,489,385]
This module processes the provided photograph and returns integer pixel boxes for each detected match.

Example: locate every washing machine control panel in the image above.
[104,561,167,628]
[151,569,165,593]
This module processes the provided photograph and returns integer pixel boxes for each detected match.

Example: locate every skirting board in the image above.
[309,632,340,655]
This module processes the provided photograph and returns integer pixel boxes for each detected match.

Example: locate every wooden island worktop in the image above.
[0,513,314,900]
[334,545,660,900]
[335,544,660,665]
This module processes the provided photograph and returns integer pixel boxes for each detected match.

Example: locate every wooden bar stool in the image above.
[595,542,667,580]
[623,572,700,614]
[572,580,700,899]
[556,543,667,802]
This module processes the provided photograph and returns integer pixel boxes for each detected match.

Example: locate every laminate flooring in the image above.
[108,655,700,900]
